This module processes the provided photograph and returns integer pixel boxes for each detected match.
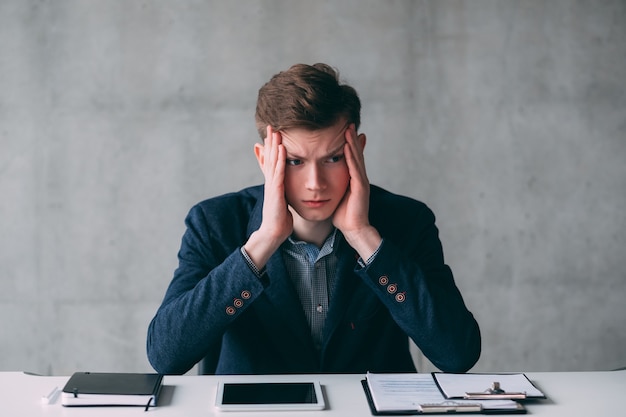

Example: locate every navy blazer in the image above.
[147,185,480,374]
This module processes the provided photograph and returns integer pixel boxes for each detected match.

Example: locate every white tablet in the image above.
[215,381,325,411]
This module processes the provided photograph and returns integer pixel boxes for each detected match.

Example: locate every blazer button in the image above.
[395,292,406,303]
[379,275,389,286]
[387,283,398,294]
[241,290,251,299]
[233,298,244,308]
[225,306,236,315]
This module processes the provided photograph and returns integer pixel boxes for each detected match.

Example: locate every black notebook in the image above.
[61,372,163,407]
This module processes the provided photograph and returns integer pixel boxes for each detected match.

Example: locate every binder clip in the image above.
[465,381,527,400]
[490,381,505,394]
[419,401,483,413]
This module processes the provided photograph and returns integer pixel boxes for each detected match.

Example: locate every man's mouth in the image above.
[301,199,330,208]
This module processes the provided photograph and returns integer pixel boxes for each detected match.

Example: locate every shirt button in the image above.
[316,304,323,313]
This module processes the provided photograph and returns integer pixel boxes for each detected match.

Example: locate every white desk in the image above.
[1,370,624,416]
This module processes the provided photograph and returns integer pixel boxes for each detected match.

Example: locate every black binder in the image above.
[61,372,163,408]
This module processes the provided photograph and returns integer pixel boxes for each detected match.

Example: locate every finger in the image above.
[265,125,274,151]
[263,126,274,175]
[274,142,286,183]
[344,125,361,162]
[273,131,285,178]
[267,128,281,178]
[344,127,366,177]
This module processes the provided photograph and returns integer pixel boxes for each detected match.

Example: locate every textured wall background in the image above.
[1,0,624,375]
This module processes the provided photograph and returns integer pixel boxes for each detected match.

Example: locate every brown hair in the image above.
[255,63,361,139]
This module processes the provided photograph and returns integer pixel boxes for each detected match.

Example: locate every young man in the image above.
[147,63,481,375]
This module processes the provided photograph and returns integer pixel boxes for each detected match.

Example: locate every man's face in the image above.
[280,120,351,224]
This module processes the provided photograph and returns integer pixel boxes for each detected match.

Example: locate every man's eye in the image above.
[326,154,345,163]
[286,158,303,166]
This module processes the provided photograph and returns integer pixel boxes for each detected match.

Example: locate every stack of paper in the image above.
[363,372,544,414]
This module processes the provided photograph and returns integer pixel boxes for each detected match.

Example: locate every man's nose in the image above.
[305,164,326,190]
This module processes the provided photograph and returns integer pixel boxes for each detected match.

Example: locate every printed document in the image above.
[365,372,519,413]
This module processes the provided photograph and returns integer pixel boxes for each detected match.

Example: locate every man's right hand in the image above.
[244,126,293,270]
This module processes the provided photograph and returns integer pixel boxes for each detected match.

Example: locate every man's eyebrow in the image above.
[324,142,347,158]
[284,142,346,160]
[297,139,347,158]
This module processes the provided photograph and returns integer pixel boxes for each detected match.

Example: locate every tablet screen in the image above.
[216,381,325,411]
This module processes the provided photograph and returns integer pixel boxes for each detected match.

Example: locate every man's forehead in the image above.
[282,132,346,157]
[281,120,349,150]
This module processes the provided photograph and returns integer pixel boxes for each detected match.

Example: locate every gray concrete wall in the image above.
[1,0,624,375]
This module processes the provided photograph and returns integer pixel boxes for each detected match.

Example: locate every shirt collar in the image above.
[285,229,339,263]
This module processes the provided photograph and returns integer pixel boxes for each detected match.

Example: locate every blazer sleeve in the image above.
[146,202,265,375]
[356,201,481,373]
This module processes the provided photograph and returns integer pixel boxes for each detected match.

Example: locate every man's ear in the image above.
[357,132,367,150]
[254,142,265,169]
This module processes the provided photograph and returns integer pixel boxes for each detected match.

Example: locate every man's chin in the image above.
[290,206,335,224]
